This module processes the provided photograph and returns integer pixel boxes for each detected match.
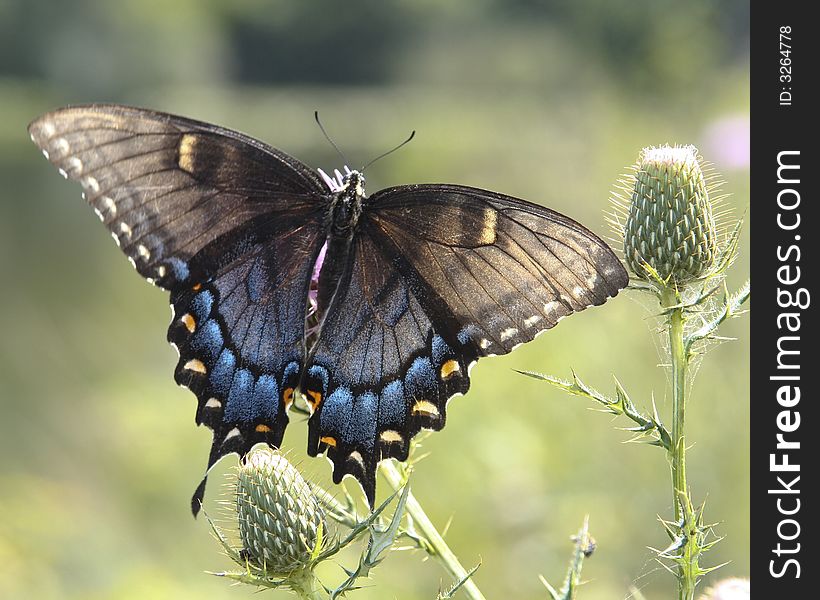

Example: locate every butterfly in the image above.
[28,105,628,514]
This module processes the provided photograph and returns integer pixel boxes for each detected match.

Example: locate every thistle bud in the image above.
[623,145,717,284]
[236,448,324,575]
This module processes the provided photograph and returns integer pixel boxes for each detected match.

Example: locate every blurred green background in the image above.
[0,1,749,598]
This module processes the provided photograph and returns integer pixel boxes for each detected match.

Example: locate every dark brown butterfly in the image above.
[29,105,628,514]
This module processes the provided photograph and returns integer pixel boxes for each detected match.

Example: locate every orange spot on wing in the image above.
[180,313,196,333]
[283,387,294,409]
[440,359,460,380]
[412,400,440,417]
[192,283,202,291]
[379,430,403,444]
[306,390,322,409]
[320,435,337,447]
[184,359,206,374]
[255,424,272,433]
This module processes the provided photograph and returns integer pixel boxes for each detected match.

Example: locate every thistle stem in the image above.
[379,461,487,600]
[290,567,324,600]
[663,288,687,521]
[662,287,697,600]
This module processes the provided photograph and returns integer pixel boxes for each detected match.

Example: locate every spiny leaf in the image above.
[437,562,481,599]
[685,279,751,353]
[316,483,404,563]
[518,370,671,450]
[329,484,410,599]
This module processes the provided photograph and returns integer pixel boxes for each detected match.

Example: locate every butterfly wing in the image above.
[304,184,627,505]
[169,209,326,513]
[303,230,469,504]
[365,184,628,355]
[29,105,330,513]
[28,104,327,289]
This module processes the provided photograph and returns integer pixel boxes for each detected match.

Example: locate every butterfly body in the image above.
[315,170,365,319]
[28,105,628,513]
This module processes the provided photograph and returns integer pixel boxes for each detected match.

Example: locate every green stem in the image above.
[380,461,487,600]
[663,288,687,522]
[662,287,697,600]
[290,567,324,600]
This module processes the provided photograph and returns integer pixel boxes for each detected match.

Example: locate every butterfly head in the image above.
[317,165,365,196]
[341,169,366,197]
[327,168,365,236]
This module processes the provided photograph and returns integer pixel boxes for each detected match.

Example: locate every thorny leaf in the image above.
[329,484,411,599]
[518,370,671,451]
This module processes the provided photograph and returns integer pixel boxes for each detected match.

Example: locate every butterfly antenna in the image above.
[361,130,416,172]
[314,111,349,165]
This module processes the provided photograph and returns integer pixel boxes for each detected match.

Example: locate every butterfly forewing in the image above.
[365,184,628,356]
[27,105,327,289]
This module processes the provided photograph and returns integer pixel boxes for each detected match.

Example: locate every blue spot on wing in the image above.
[344,393,377,449]
[457,324,482,346]
[224,369,254,422]
[431,335,452,365]
[308,364,330,395]
[191,319,223,362]
[167,257,190,282]
[283,361,301,386]
[321,387,353,434]
[379,380,405,428]
[252,374,280,420]
[210,348,236,396]
[405,357,436,398]
[191,290,214,321]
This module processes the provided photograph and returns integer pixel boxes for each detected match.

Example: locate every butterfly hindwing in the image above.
[168,207,327,511]
[304,230,476,504]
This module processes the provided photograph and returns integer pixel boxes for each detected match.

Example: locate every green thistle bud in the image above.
[623,145,717,284]
[236,448,324,575]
